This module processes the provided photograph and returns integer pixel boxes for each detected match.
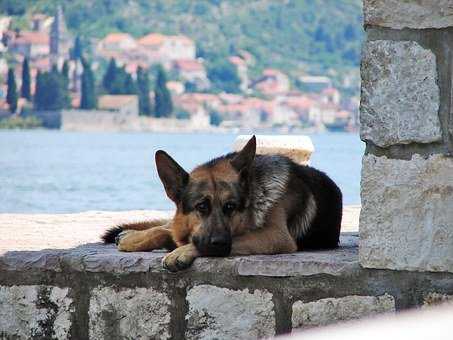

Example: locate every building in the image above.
[8,31,50,59]
[138,33,196,65]
[98,95,139,116]
[97,33,137,53]
[171,59,209,90]
[298,75,332,92]
[252,69,290,96]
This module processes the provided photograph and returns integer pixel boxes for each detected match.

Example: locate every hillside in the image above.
[2,0,363,81]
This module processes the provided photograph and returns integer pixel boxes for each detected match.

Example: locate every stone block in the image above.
[364,0,453,29]
[360,154,453,272]
[360,40,441,147]
[292,294,395,330]
[89,287,171,340]
[234,135,314,165]
[0,285,73,340]
[186,285,275,340]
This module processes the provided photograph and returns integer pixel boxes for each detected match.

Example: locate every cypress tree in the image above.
[6,67,18,113]
[102,58,117,93]
[137,66,151,116]
[61,60,69,82]
[154,65,172,117]
[21,58,31,100]
[71,36,83,60]
[124,72,136,94]
[80,58,96,109]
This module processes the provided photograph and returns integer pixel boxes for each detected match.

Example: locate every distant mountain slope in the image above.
[3,0,363,78]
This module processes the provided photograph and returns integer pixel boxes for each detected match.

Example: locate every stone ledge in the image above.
[0,235,359,277]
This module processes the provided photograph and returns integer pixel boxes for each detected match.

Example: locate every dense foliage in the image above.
[102,58,136,95]
[34,67,70,110]
[207,60,241,93]
[4,0,363,78]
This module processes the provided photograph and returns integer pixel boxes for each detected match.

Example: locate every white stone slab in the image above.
[360,154,453,272]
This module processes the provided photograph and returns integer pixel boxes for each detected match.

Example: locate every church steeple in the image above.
[50,5,71,66]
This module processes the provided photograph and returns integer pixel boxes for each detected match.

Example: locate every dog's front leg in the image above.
[162,243,200,272]
[231,206,297,255]
[230,226,297,256]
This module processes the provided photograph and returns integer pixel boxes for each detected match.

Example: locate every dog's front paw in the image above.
[162,245,198,272]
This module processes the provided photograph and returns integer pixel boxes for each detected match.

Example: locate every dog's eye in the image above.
[223,202,236,215]
[195,200,210,213]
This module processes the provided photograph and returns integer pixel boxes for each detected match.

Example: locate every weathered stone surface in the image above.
[237,234,360,277]
[364,0,453,29]
[0,236,359,277]
[89,287,171,340]
[360,154,453,272]
[0,285,73,340]
[423,293,453,308]
[186,285,275,339]
[292,294,395,330]
[361,40,441,147]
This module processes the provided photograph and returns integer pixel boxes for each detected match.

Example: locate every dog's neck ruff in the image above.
[250,155,290,229]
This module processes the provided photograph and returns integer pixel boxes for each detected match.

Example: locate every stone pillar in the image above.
[359,1,453,273]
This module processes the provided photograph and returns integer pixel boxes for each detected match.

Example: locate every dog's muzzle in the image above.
[193,233,232,257]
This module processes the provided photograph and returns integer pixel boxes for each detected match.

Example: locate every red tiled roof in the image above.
[14,31,49,45]
[102,32,135,44]
[137,33,166,46]
[173,59,204,72]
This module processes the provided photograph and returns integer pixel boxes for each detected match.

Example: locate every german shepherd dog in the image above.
[102,136,342,272]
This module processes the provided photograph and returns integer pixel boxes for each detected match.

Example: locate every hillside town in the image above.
[0,7,359,132]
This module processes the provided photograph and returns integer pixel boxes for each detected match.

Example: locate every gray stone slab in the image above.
[361,40,441,147]
[186,285,275,340]
[89,286,171,340]
[291,294,395,330]
[0,285,73,340]
[364,0,453,29]
[237,235,359,277]
[360,154,453,273]
[0,237,359,277]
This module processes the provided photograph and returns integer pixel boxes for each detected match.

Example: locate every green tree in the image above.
[70,36,83,60]
[21,58,31,100]
[154,66,173,118]
[137,66,151,116]
[80,58,97,109]
[61,61,71,108]
[102,58,117,92]
[34,71,68,110]
[207,60,241,93]
[123,72,136,94]
[6,68,18,113]
[61,60,69,82]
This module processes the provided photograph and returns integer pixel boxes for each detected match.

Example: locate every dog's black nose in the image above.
[209,235,229,247]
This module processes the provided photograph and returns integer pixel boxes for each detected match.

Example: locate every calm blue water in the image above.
[0,130,364,213]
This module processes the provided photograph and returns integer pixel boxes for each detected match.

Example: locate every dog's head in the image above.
[155,136,256,257]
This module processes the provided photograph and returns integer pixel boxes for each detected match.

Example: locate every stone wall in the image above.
[1,236,453,339]
[360,1,453,273]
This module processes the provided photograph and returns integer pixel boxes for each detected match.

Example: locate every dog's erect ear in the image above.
[231,135,256,172]
[155,150,189,202]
